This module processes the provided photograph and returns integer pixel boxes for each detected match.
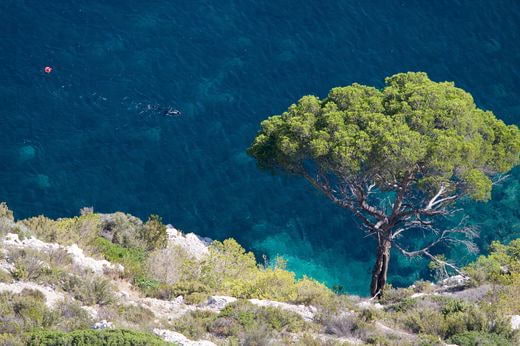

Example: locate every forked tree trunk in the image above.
[370,237,391,298]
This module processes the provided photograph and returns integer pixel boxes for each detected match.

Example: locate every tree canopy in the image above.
[249,72,519,201]
[248,72,520,296]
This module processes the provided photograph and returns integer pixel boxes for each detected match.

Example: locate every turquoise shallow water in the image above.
[1,0,519,295]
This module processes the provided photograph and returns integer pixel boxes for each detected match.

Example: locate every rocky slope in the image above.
[0,206,519,345]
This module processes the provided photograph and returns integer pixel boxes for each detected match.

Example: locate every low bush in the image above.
[464,239,520,285]
[172,310,217,339]
[0,202,14,221]
[70,276,116,306]
[448,331,511,346]
[0,269,12,283]
[380,285,414,305]
[93,237,146,278]
[218,300,308,333]
[139,214,168,251]
[25,329,168,346]
[0,290,57,335]
[146,245,196,285]
[54,300,93,331]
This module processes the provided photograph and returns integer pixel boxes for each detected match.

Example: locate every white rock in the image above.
[0,281,65,307]
[82,305,99,319]
[92,320,113,330]
[166,226,211,259]
[0,260,15,273]
[249,299,317,321]
[153,329,216,346]
[511,315,520,330]
[203,296,237,310]
[4,233,59,251]
[2,233,123,274]
[441,275,469,287]
[357,301,384,310]
[66,244,123,274]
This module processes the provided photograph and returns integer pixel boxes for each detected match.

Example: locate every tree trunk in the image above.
[370,237,391,298]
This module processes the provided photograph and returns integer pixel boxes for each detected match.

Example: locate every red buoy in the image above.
[44,66,53,73]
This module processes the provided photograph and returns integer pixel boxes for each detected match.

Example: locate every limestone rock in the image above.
[249,299,317,321]
[92,320,113,330]
[153,329,216,346]
[166,225,211,259]
[202,296,237,310]
[0,281,65,307]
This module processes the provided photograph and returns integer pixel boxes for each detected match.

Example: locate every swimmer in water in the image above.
[163,107,182,116]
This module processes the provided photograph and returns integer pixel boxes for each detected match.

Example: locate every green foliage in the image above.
[0,290,57,335]
[0,202,14,221]
[248,72,519,201]
[53,300,93,331]
[93,236,146,278]
[139,214,168,251]
[145,280,210,304]
[115,304,155,325]
[0,269,12,283]
[380,285,414,305]
[25,329,168,346]
[448,331,511,346]
[200,238,257,288]
[20,214,101,246]
[100,212,145,249]
[172,310,217,339]
[0,333,24,346]
[172,300,310,342]
[391,295,515,343]
[66,276,115,306]
[20,215,57,242]
[464,239,520,285]
[218,300,308,333]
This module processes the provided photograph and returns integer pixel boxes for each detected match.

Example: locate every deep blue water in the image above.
[1,0,519,295]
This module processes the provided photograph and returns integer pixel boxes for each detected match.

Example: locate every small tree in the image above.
[140,214,168,251]
[248,72,520,297]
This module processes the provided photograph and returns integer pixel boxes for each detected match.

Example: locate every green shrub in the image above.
[232,268,299,301]
[172,310,217,339]
[146,246,195,285]
[25,329,168,346]
[0,202,14,221]
[139,214,168,251]
[145,280,210,304]
[200,238,257,289]
[100,212,145,249]
[20,215,57,242]
[380,285,414,305]
[417,334,444,346]
[54,300,93,331]
[10,249,50,281]
[293,277,335,307]
[448,331,511,346]
[0,290,57,335]
[0,333,24,346]
[464,239,520,285]
[20,214,101,246]
[402,308,447,337]
[93,237,146,278]
[218,300,308,333]
[72,276,115,306]
[116,304,155,325]
[0,269,13,283]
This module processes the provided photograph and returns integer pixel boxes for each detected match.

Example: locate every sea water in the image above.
[1,0,519,295]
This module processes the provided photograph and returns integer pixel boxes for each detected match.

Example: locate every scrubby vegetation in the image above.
[0,202,519,345]
[25,329,168,346]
